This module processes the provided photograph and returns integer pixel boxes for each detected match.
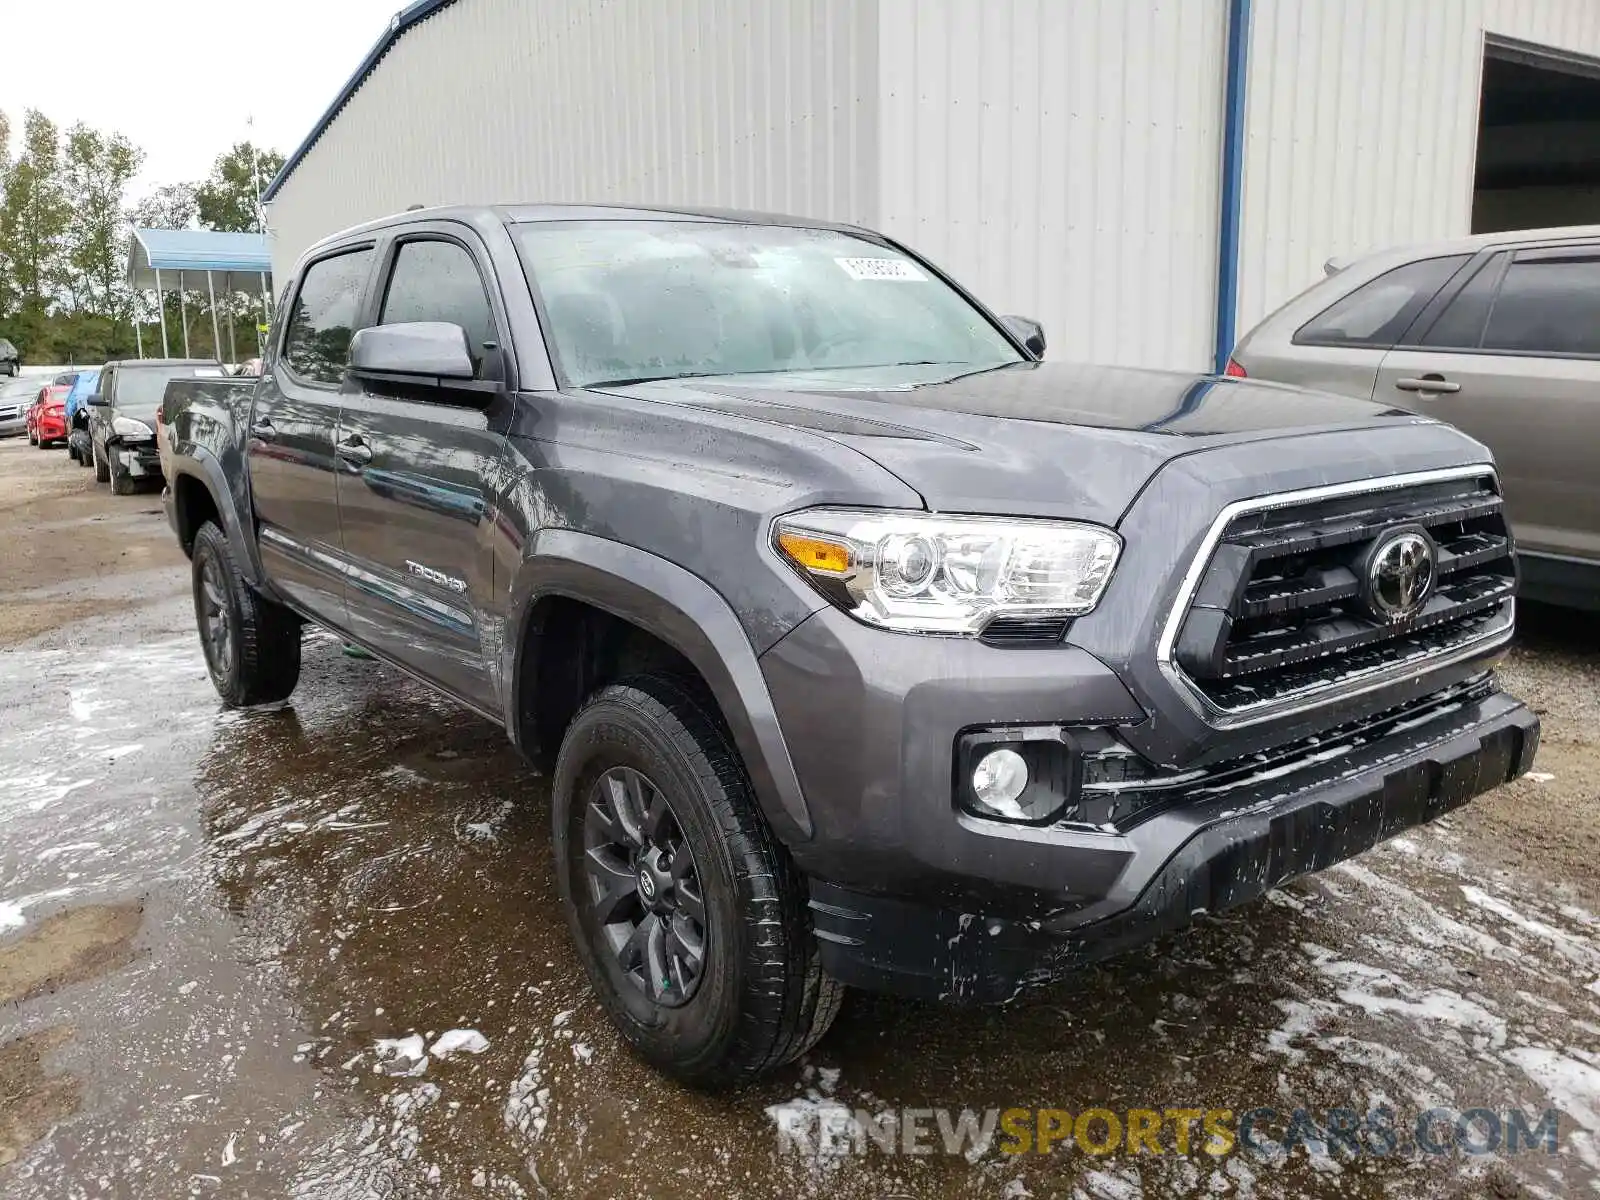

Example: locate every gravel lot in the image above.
[1,436,1597,1199]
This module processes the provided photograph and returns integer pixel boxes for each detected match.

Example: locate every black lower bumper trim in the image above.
[809,690,1538,1003]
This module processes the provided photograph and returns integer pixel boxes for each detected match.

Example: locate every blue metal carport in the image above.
[127,228,274,360]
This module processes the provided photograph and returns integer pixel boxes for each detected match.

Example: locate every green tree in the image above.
[0,110,71,309]
[0,109,15,317]
[195,142,284,233]
[130,182,198,231]
[63,123,145,327]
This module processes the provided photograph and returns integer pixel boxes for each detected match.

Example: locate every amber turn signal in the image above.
[776,531,851,575]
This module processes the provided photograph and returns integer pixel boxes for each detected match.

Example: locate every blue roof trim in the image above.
[263,0,461,202]
[132,228,272,272]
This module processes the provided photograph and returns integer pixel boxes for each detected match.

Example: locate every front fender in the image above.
[506,529,813,843]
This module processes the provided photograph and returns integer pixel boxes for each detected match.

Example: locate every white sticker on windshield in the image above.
[835,257,926,282]
[193,368,225,377]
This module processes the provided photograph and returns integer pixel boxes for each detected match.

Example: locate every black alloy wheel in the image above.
[196,545,237,683]
[188,520,301,707]
[582,765,708,1006]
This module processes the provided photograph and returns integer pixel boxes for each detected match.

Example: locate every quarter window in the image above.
[379,240,496,374]
[1296,256,1467,349]
[282,249,374,385]
[1480,254,1600,357]
[1415,254,1508,349]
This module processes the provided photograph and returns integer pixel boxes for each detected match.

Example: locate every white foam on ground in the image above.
[1503,1046,1600,1173]
[429,1029,488,1059]
[1463,886,1600,970]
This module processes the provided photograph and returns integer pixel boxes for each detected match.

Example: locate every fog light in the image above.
[972,748,1030,818]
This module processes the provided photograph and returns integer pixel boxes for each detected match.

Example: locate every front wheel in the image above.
[553,675,842,1087]
[109,449,136,494]
[91,439,109,483]
[191,521,301,706]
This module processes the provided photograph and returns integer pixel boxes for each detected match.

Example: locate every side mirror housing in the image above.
[1001,315,1047,359]
[86,393,107,407]
[349,322,476,381]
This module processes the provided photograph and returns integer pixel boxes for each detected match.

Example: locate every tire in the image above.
[110,450,136,494]
[92,438,109,483]
[553,674,842,1087]
[191,520,301,707]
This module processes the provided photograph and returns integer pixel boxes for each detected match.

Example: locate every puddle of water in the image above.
[0,610,1596,1198]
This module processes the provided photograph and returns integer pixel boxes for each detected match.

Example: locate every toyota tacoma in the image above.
[160,204,1538,1086]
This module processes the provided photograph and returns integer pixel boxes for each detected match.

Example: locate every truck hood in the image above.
[596,361,1441,524]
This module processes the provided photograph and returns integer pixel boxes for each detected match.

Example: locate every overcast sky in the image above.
[2,0,401,196]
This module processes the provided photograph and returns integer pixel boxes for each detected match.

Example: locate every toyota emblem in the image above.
[1365,527,1436,623]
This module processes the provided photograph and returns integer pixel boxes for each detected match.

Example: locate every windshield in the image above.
[112,366,222,409]
[513,221,1023,387]
[1,377,34,401]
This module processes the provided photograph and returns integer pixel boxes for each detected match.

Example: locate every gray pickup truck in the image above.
[161,203,1537,1087]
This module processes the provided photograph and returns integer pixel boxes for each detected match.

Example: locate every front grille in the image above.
[1170,472,1515,715]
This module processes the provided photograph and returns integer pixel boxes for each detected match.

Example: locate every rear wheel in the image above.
[553,675,842,1087]
[191,521,301,706]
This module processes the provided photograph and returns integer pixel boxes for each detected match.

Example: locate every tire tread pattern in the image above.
[192,521,301,707]
[561,674,842,1085]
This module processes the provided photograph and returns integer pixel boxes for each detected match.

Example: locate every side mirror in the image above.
[349,322,476,381]
[86,393,107,407]
[1001,315,1047,359]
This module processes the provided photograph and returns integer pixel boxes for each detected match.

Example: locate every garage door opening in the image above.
[1473,38,1600,233]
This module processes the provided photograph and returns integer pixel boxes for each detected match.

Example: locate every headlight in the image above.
[112,416,154,438]
[773,509,1121,635]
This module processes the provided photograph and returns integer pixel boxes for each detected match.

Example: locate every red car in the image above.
[26,385,69,448]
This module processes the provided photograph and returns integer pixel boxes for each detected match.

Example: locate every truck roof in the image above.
[304,202,874,264]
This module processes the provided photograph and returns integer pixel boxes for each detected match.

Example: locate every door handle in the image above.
[335,437,373,467]
[1394,375,1461,394]
[249,418,277,442]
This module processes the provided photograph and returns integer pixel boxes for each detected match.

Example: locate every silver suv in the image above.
[1230,225,1600,609]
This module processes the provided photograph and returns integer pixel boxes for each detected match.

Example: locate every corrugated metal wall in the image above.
[1236,0,1600,340]
[874,0,1228,370]
[265,0,878,281]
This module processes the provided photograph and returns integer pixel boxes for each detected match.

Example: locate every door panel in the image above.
[247,246,375,627]
[334,233,510,710]
[335,397,503,709]
[1376,348,1600,560]
[248,371,350,623]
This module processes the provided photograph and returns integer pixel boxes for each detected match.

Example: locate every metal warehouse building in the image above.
[264,0,1600,372]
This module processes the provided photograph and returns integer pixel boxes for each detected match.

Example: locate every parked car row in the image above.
[4,359,229,496]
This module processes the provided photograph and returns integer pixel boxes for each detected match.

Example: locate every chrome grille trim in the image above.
[1156,466,1515,729]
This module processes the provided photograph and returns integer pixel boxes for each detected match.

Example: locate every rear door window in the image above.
[1296,256,1468,349]
[1479,250,1600,357]
[282,248,374,385]
[378,239,497,376]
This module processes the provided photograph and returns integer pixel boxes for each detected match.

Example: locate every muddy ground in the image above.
[1,435,1597,1199]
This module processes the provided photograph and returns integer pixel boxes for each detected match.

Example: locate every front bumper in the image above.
[806,685,1537,1001]
[116,441,163,478]
[0,415,24,437]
